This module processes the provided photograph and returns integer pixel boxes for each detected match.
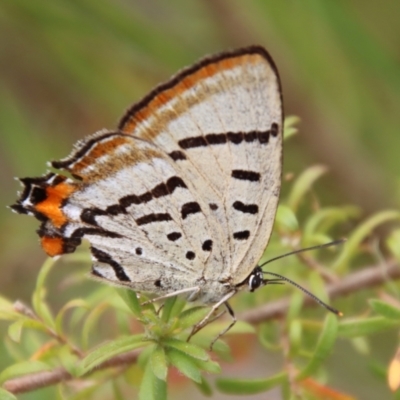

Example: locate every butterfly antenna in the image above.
[259,238,346,316]
[262,271,342,316]
[258,238,346,269]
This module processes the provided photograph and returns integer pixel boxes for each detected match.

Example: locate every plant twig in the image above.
[3,349,141,394]
[3,260,399,395]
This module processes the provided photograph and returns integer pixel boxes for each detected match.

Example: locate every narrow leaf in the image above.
[216,372,287,394]
[163,338,209,361]
[194,376,213,396]
[8,320,24,343]
[276,205,299,231]
[118,289,141,317]
[286,165,328,212]
[338,316,399,338]
[160,296,177,323]
[178,306,209,330]
[369,299,400,320]
[0,361,51,384]
[150,346,168,381]
[333,210,400,271]
[78,334,147,376]
[166,348,202,383]
[296,313,339,380]
[55,299,88,336]
[139,360,167,400]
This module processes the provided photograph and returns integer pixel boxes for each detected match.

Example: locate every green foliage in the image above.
[1,124,399,399]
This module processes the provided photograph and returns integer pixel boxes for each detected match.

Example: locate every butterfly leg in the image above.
[187,290,236,347]
[209,302,237,350]
[141,286,200,306]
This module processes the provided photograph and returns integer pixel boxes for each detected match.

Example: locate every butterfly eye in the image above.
[248,270,263,292]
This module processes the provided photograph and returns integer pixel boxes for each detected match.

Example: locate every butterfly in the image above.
[13,46,334,346]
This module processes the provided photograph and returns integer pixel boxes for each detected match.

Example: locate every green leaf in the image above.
[139,360,167,400]
[55,299,88,336]
[32,257,57,328]
[276,205,299,231]
[0,360,51,384]
[7,320,24,343]
[166,348,202,383]
[178,306,209,330]
[333,210,400,272]
[386,229,400,261]
[118,289,142,317]
[0,387,17,400]
[370,299,400,320]
[150,346,168,381]
[192,358,221,374]
[296,313,339,380]
[288,319,302,354]
[162,296,186,322]
[194,376,213,396]
[160,296,177,323]
[303,206,360,240]
[78,334,147,376]
[81,302,110,350]
[339,316,399,337]
[216,372,287,394]
[283,115,300,140]
[286,165,328,212]
[163,338,209,361]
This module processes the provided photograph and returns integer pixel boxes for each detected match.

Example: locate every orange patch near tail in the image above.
[41,236,65,257]
[35,182,76,228]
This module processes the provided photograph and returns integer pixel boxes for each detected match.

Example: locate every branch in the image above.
[2,349,141,394]
[3,259,399,394]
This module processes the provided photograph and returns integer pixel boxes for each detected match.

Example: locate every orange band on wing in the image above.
[71,136,130,175]
[121,53,260,134]
[35,182,76,228]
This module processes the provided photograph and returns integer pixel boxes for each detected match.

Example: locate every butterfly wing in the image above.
[11,46,282,294]
[119,46,283,284]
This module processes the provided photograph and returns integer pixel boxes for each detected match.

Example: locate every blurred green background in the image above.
[1,1,399,399]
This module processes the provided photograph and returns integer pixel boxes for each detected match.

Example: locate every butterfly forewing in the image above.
[119,47,283,285]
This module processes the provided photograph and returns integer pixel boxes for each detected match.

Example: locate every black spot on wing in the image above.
[209,203,218,210]
[120,192,152,208]
[136,213,172,226]
[135,247,143,255]
[168,150,186,161]
[30,186,47,204]
[167,232,182,241]
[181,202,201,219]
[152,182,169,198]
[186,251,196,260]
[231,170,260,182]
[167,176,187,192]
[179,136,207,149]
[271,122,279,137]
[232,201,258,214]
[233,230,250,240]
[202,239,213,251]
[206,133,227,145]
[227,132,243,144]
[258,131,270,144]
